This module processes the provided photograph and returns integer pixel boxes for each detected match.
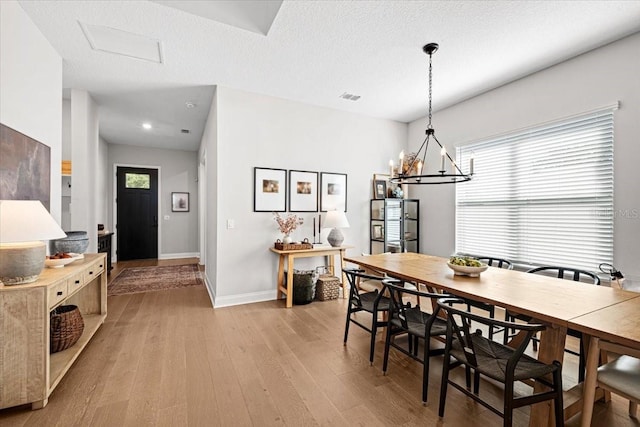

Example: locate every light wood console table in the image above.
[270,245,352,308]
[0,253,107,410]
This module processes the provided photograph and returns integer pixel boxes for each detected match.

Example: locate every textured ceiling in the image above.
[150,0,283,35]
[18,0,640,151]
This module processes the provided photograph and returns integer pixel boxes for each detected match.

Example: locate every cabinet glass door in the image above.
[370,198,419,254]
[386,200,402,252]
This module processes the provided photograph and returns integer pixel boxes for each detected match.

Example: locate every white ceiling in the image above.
[18,0,640,151]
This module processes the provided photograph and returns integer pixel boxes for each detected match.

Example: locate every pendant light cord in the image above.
[427,51,433,130]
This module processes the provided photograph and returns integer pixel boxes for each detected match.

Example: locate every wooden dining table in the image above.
[344,252,640,427]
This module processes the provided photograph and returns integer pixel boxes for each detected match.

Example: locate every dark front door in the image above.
[116,167,158,260]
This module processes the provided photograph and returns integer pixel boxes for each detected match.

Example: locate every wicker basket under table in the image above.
[50,305,85,353]
[315,274,340,301]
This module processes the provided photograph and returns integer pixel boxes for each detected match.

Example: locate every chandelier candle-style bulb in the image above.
[416,159,423,182]
[399,151,404,173]
[389,159,394,176]
[470,157,474,175]
[440,147,446,172]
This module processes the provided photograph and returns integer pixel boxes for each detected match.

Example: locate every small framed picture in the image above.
[254,167,287,212]
[320,172,347,212]
[372,224,383,239]
[171,192,189,212]
[289,170,318,212]
[373,180,387,199]
[373,173,394,197]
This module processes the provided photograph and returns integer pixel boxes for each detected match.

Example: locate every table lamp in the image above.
[0,200,67,285]
[324,210,350,247]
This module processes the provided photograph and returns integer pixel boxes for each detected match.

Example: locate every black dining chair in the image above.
[343,268,393,365]
[438,298,564,427]
[505,265,600,382]
[459,256,513,341]
[382,280,451,404]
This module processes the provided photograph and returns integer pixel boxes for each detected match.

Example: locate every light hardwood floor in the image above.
[0,259,635,426]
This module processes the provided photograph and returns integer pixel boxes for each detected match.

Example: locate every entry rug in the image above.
[108,264,204,296]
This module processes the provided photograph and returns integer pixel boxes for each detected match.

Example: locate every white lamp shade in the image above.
[323,210,350,229]
[0,200,66,243]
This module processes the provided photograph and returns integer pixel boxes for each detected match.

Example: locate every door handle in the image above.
[153,216,158,227]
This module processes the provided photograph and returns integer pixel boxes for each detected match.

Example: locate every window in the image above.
[456,107,615,272]
[125,173,150,189]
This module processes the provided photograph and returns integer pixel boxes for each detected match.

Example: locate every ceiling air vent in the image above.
[339,92,361,101]
[181,129,190,134]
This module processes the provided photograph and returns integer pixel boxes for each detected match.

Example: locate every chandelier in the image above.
[389,43,473,185]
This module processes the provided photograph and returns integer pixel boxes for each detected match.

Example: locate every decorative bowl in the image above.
[50,231,89,254]
[45,257,77,268]
[447,262,488,277]
[45,253,83,268]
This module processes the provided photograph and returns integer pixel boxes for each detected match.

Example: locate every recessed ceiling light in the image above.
[185,101,196,109]
[142,123,152,130]
[181,129,190,134]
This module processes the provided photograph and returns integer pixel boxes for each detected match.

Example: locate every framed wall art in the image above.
[288,170,318,212]
[320,172,347,212]
[0,123,51,210]
[171,192,190,212]
[254,167,287,212]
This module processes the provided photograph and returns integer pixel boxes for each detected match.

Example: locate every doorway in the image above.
[116,166,159,260]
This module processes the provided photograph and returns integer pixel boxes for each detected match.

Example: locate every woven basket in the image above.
[274,240,313,251]
[50,305,84,354]
[285,270,317,305]
[315,275,340,301]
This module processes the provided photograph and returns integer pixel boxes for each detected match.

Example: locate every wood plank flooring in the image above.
[0,258,636,426]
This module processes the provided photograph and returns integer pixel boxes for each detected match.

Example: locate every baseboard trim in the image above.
[158,252,200,260]
[198,274,278,308]
[202,272,216,307]
[214,290,276,308]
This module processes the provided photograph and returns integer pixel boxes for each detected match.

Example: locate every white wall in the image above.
[0,0,62,221]
[208,87,406,307]
[70,89,98,252]
[62,99,71,160]
[107,144,199,258]
[97,136,108,226]
[409,32,640,279]
[199,88,218,300]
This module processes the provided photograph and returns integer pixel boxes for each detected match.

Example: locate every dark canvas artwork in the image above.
[0,123,51,210]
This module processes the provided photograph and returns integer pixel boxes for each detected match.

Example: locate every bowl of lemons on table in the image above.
[447,256,489,277]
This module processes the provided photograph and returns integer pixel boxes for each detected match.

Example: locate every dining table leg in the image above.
[529,323,567,427]
[580,335,600,427]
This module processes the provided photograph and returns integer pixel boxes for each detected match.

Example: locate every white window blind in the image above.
[455,107,615,272]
